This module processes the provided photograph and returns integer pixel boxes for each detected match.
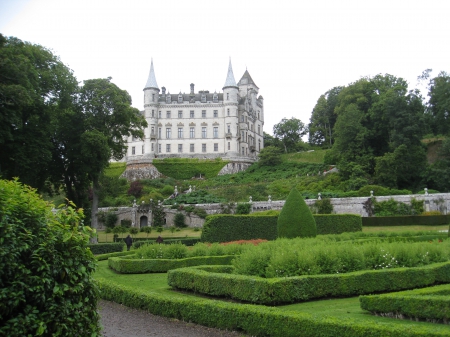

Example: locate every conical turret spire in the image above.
[223,58,238,89]
[144,59,159,90]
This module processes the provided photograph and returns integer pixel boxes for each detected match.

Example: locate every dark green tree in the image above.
[258,146,282,166]
[277,188,316,238]
[426,71,450,136]
[308,86,342,147]
[174,212,186,228]
[152,200,166,228]
[273,117,307,153]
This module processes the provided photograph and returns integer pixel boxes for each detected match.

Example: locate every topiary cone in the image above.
[277,187,317,238]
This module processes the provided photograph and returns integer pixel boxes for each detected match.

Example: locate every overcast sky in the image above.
[1,0,449,136]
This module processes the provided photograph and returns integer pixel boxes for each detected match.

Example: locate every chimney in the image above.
[162,86,166,95]
[190,83,195,95]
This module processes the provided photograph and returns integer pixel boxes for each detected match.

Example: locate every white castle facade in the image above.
[122,60,265,179]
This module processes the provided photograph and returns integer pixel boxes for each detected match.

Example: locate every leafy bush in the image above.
[235,203,252,214]
[174,212,186,228]
[105,212,118,228]
[277,188,317,238]
[127,180,143,198]
[0,179,100,336]
[310,198,333,214]
[88,242,125,254]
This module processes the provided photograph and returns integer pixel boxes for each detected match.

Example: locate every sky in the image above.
[1,0,449,137]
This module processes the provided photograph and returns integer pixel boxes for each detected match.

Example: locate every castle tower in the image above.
[222,59,239,157]
[143,59,159,157]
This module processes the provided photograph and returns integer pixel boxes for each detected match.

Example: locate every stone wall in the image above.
[98,193,450,229]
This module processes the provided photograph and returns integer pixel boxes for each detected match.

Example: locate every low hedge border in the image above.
[96,278,449,337]
[359,284,450,322]
[95,250,135,261]
[167,262,450,305]
[362,215,450,227]
[88,242,124,255]
[108,255,236,274]
[133,238,201,249]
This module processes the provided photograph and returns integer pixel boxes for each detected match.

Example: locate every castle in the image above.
[121,59,265,180]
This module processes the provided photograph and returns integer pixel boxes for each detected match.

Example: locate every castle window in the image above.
[151,143,154,151]
[158,144,161,153]
[202,127,207,138]
[178,94,183,103]
[227,93,229,100]
[258,139,261,151]
[190,110,194,118]
[166,128,171,139]
[214,143,218,151]
[158,127,162,139]
[213,93,218,103]
[190,127,195,138]
[242,147,244,156]
[228,142,230,150]
[241,115,244,122]
[152,93,155,102]
[241,131,244,140]
[166,144,171,153]
[132,146,135,155]
[159,111,162,118]
[166,111,171,118]
[152,110,155,117]
[190,144,194,152]
[213,110,218,118]
[213,127,218,138]
[142,145,144,154]
[202,144,206,152]
[178,128,183,138]
[258,112,260,119]
[178,111,183,118]
[201,93,206,103]
[178,144,183,153]
[166,95,171,103]
[227,108,230,116]
[202,110,206,118]
[151,127,155,134]
[258,125,260,135]
[227,125,231,133]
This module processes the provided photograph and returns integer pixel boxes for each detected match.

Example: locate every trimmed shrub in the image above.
[277,188,316,238]
[174,212,186,228]
[88,242,124,255]
[0,179,100,336]
[97,277,448,337]
[167,261,450,305]
[359,284,450,322]
[108,255,235,273]
[362,215,450,227]
[314,214,362,234]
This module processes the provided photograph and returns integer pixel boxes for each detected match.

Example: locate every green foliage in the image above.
[277,188,317,238]
[163,190,226,205]
[129,227,139,236]
[362,214,450,227]
[98,274,449,337]
[104,212,118,228]
[373,198,425,216]
[0,179,100,336]
[310,198,333,214]
[201,215,278,243]
[168,260,450,305]
[152,202,166,228]
[314,214,362,234]
[273,117,308,153]
[153,158,228,179]
[88,242,125,255]
[360,284,450,322]
[108,255,235,274]
[103,162,127,178]
[258,146,282,166]
[235,203,252,214]
[174,213,186,228]
[120,219,132,227]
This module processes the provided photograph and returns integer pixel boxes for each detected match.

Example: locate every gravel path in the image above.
[99,300,246,337]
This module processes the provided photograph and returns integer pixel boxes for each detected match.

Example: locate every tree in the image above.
[0,34,78,191]
[308,86,342,147]
[277,188,316,238]
[76,78,147,240]
[258,146,282,166]
[426,71,450,136]
[0,179,100,335]
[273,117,307,153]
[427,137,450,192]
[174,212,186,228]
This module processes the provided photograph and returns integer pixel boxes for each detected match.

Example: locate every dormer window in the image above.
[166,94,171,103]
[201,93,206,103]
[213,92,218,103]
[178,93,183,103]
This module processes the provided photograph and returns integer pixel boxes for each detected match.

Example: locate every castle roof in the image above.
[222,59,238,89]
[238,69,258,89]
[144,59,159,90]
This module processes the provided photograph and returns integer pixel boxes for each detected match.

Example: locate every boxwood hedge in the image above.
[167,261,450,305]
